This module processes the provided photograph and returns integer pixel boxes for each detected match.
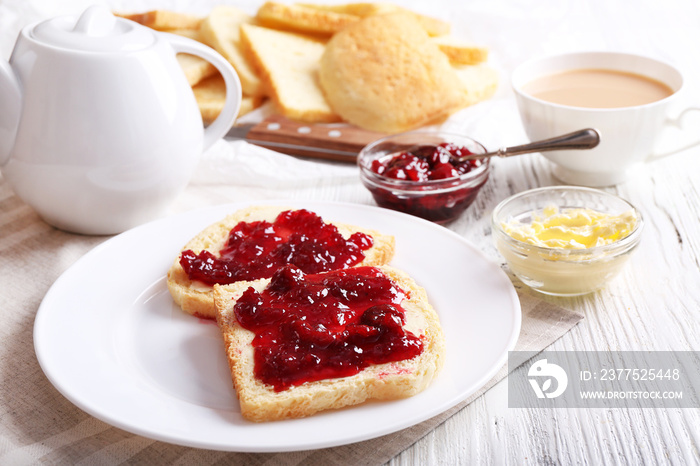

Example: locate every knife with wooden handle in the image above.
[225,114,386,162]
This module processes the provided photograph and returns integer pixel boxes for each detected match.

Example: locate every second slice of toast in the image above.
[167,205,395,320]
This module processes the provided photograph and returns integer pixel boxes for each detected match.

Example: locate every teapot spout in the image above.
[0,60,22,166]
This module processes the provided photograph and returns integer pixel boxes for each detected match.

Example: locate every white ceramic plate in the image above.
[34,200,521,452]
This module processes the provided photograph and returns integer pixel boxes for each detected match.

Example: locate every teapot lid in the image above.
[30,5,155,52]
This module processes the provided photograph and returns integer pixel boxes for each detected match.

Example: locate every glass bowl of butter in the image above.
[491,186,643,296]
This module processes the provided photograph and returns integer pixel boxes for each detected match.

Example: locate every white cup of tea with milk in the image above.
[512,51,695,186]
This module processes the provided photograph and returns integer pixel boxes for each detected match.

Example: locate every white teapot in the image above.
[0,6,241,235]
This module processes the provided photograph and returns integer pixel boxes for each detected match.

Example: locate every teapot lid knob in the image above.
[30,6,155,52]
[72,5,117,37]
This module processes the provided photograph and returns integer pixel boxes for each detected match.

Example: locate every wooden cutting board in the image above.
[227,114,387,162]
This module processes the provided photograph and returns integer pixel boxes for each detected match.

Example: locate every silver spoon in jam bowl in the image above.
[453,128,600,162]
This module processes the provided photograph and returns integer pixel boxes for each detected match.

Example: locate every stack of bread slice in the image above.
[167,205,446,422]
[118,2,497,132]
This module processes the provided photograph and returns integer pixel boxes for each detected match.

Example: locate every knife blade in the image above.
[225,114,386,162]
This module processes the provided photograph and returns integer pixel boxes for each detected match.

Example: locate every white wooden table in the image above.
[2,0,699,464]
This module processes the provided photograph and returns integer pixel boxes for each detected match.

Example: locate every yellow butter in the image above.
[502,206,637,249]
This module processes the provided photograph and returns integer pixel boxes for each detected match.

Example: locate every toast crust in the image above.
[213,265,446,422]
[167,206,395,319]
[431,36,489,66]
[256,1,360,35]
[116,10,203,31]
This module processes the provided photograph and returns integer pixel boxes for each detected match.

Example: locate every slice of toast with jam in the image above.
[167,205,395,320]
[213,264,446,422]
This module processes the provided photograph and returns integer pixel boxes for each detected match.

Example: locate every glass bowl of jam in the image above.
[358,131,490,224]
[492,186,644,296]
